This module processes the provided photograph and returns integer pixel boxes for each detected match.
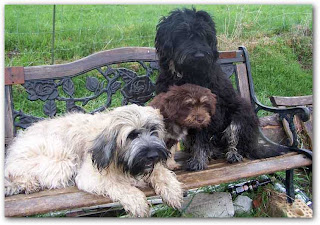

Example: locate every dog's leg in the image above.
[185,130,210,171]
[166,143,181,170]
[149,163,183,209]
[223,121,244,163]
[75,158,150,217]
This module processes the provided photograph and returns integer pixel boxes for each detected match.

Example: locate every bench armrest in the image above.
[238,46,312,159]
[256,103,310,122]
[256,102,312,159]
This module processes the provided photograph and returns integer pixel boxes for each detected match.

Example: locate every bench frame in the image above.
[4,46,312,217]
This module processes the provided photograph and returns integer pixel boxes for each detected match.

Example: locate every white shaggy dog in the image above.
[5,104,183,217]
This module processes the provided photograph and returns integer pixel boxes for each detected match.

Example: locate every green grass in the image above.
[5,4,313,114]
[5,5,313,218]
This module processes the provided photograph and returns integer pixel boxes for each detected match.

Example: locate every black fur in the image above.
[91,130,117,171]
[91,129,170,176]
[155,8,288,171]
[125,144,170,176]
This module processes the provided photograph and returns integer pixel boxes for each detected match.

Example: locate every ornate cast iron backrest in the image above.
[5,47,246,134]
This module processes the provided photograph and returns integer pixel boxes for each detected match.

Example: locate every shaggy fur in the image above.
[4,104,183,217]
[155,8,288,171]
[149,84,217,169]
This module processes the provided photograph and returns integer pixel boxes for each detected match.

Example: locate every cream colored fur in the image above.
[5,104,183,217]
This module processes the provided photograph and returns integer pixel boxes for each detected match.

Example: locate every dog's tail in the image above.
[248,143,290,160]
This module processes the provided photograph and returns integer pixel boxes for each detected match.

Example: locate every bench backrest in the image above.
[5,47,251,146]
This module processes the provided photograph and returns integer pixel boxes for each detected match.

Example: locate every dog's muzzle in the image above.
[125,135,170,176]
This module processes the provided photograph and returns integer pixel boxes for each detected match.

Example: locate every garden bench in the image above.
[4,46,312,217]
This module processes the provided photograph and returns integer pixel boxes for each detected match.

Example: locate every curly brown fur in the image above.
[154,8,289,171]
[149,84,217,169]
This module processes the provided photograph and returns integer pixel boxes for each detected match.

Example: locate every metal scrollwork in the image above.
[13,61,159,130]
[24,80,59,101]
[120,68,155,105]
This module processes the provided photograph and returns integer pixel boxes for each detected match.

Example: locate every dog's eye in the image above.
[128,130,139,140]
[151,131,159,137]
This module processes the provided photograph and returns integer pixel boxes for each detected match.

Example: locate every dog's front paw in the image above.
[124,201,150,217]
[120,192,150,217]
[225,149,243,163]
[166,159,181,170]
[160,184,183,209]
[163,191,183,209]
[186,157,208,171]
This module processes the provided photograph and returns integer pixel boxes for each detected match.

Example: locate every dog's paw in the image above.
[163,192,183,209]
[186,158,208,171]
[166,160,181,170]
[120,191,150,217]
[123,198,150,217]
[225,149,243,163]
[160,185,183,209]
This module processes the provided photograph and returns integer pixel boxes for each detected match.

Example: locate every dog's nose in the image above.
[147,151,159,160]
[194,52,205,58]
[196,116,205,123]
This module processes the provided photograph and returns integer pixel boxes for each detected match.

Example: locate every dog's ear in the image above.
[196,10,219,61]
[207,92,217,115]
[161,89,183,121]
[195,10,213,23]
[91,130,117,171]
[155,18,174,59]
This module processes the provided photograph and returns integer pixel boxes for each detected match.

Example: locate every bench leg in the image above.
[285,169,295,203]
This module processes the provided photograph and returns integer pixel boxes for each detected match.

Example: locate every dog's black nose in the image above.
[194,52,205,58]
[147,151,159,160]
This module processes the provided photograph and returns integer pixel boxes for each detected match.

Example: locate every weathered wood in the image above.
[270,95,313,107]
[178,153,311,190]
[5,86,15,149]
[5,153,311,217]
[17,48,245,81]
[5,67,25,85]
[259,114,280,127]
[235,63,250,102]
[218,50,245,64]
[219,51,237,59]
[23,47,158,81]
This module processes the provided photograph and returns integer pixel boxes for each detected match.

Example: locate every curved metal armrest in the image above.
[256,102,312,159]
[255,103,310,122]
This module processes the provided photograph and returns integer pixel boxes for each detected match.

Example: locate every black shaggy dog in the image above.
[155,8,288,171]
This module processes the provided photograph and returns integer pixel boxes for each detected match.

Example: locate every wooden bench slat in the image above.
[270,95,313,107]
[23,47,158,81]
[4,49,245,83]
[235,63,250,102]
[5,153,311,217]
[14,48,246,82]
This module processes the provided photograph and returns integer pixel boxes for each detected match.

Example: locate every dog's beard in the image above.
[173,42,214,76]
[120,134,169,176]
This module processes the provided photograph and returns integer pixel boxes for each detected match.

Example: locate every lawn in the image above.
[5,5,313,108]
[4,4,313,217]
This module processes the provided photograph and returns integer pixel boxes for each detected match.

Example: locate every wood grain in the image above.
[5,153,311,217]
[270,95,313,107]
[235,63,250,102]
[5,86,15,148]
